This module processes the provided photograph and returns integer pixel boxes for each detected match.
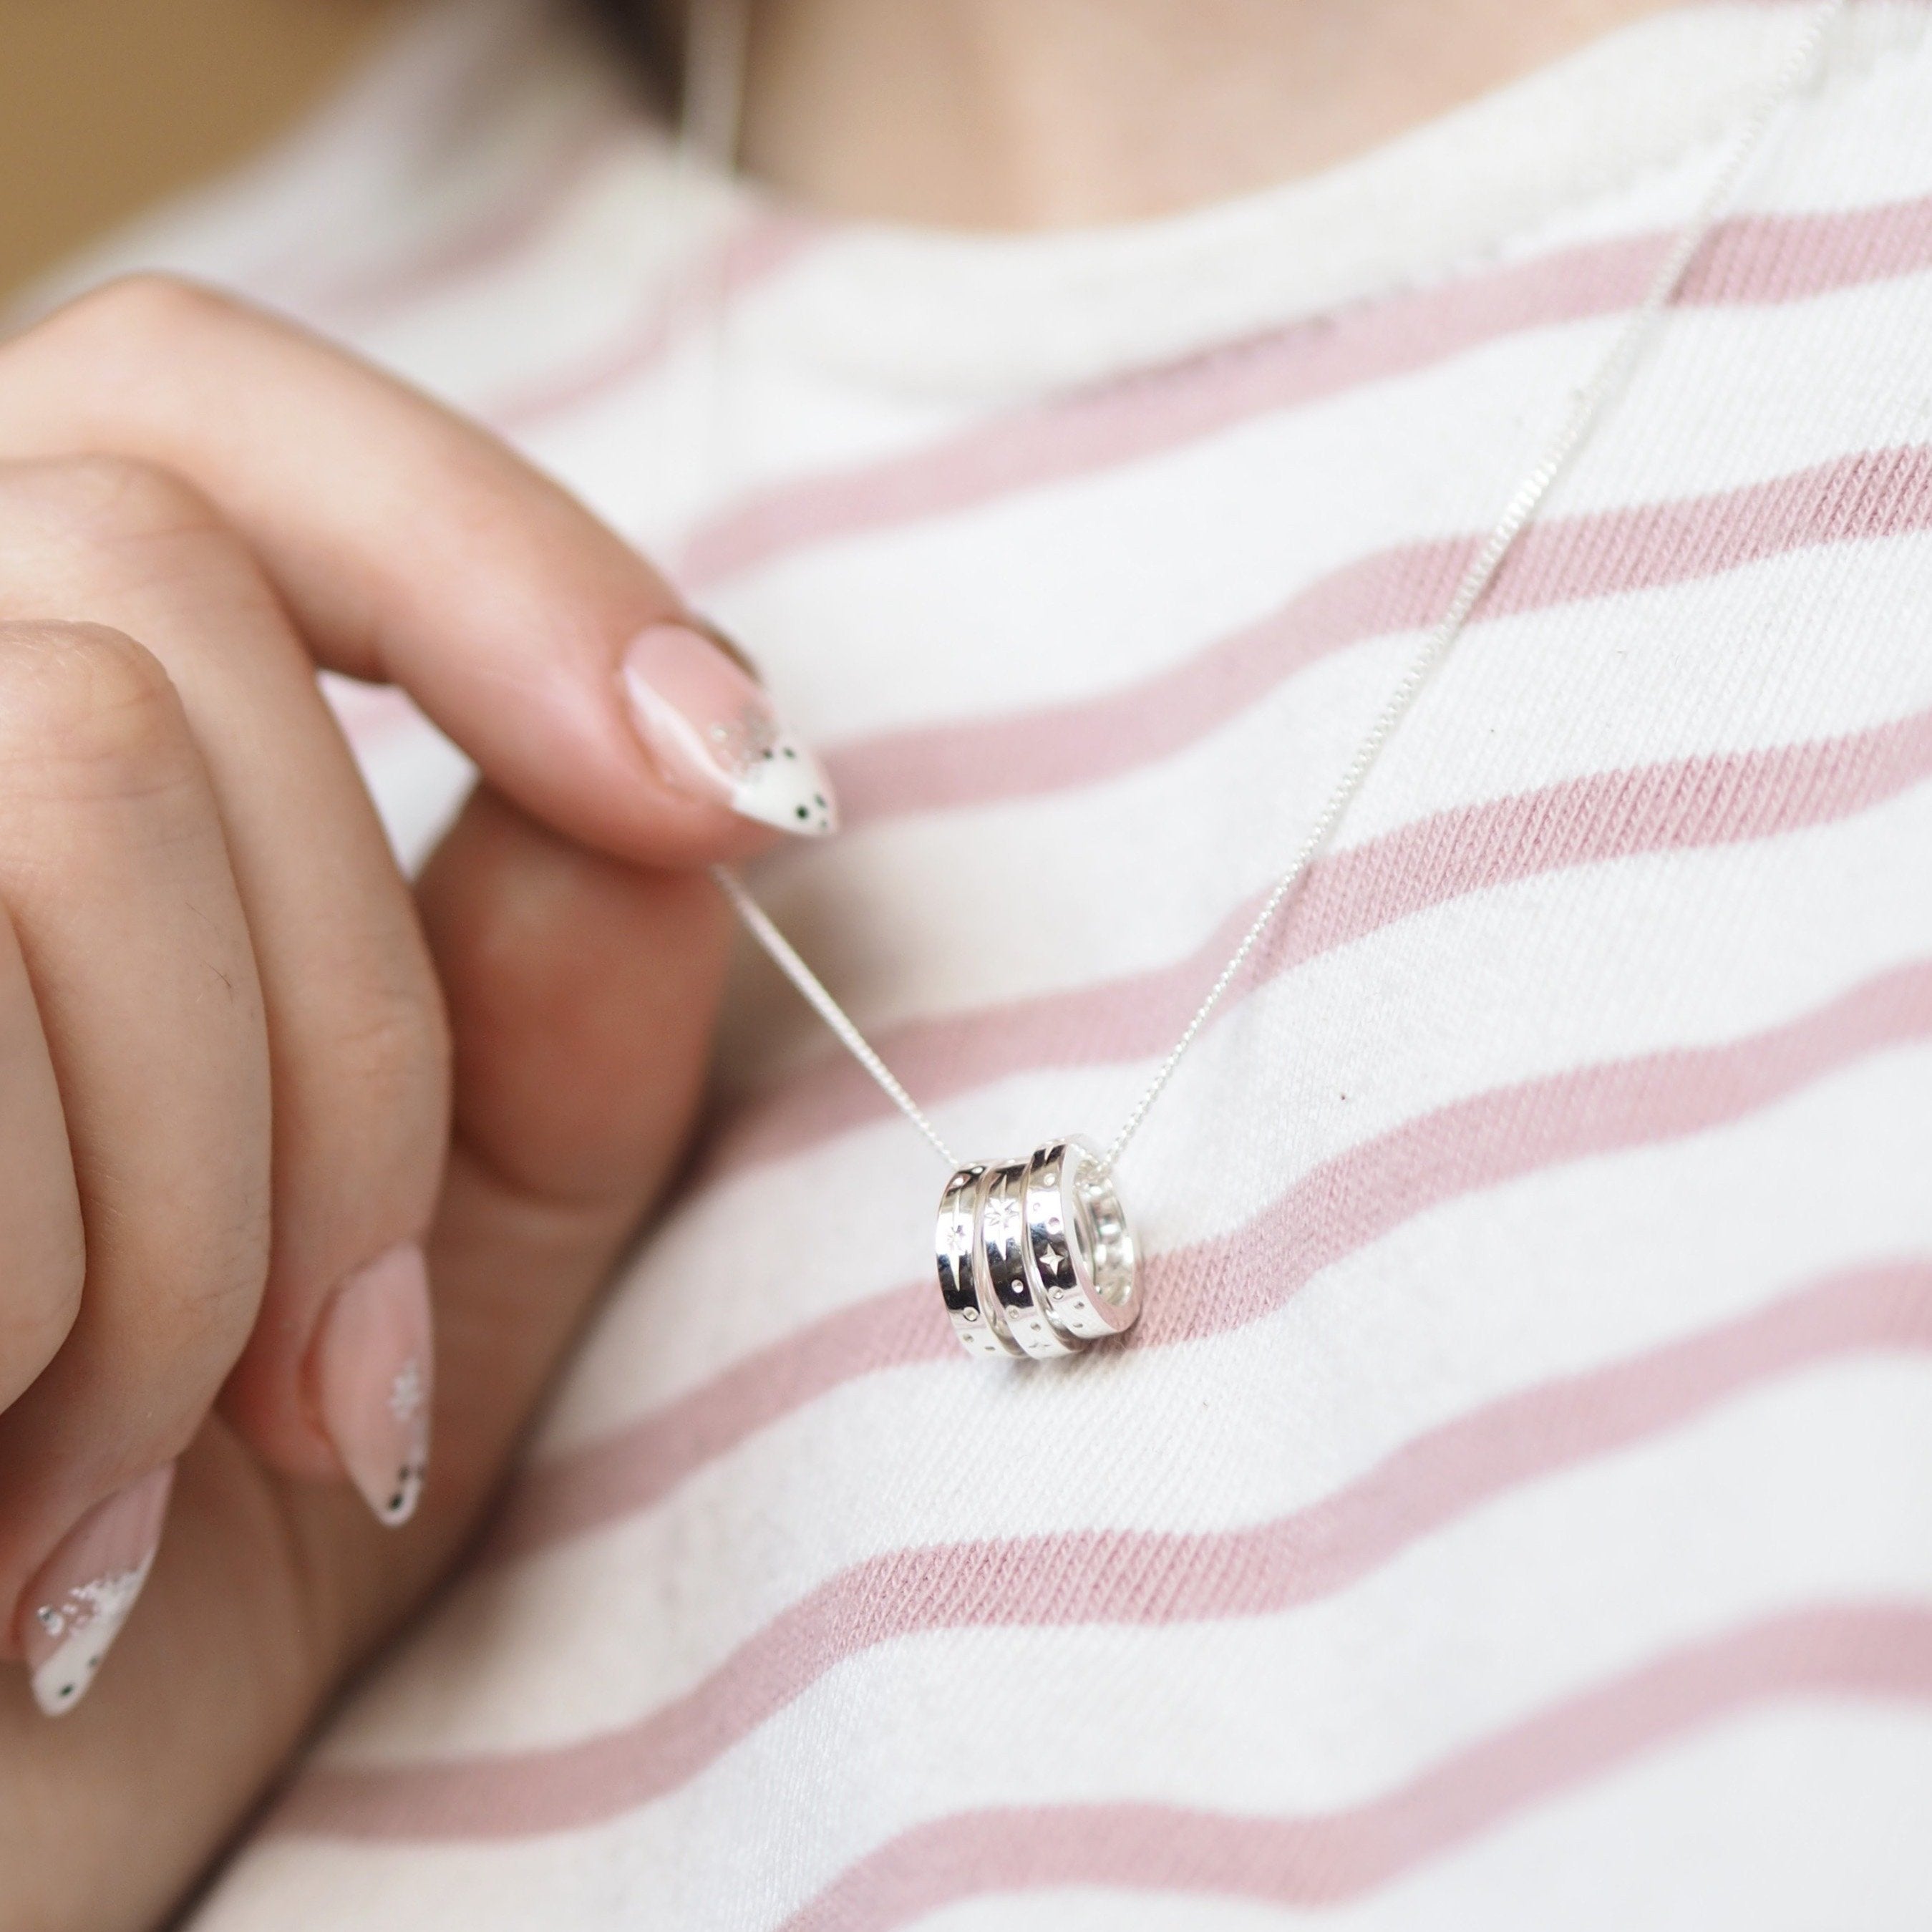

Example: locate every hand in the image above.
[0,276,834,1931]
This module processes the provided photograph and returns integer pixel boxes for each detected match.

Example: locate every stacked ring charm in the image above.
[935,1137,1139,1360]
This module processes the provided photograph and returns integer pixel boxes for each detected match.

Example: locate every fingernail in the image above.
[21,1463,175,1717]
[312,1243,433,1528]
[620,621,838,836]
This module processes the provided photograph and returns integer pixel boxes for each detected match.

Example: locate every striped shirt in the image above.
[40,0,1932,1923]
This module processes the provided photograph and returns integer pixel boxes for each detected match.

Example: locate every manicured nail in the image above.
[621,621,838,836]
[21,1463,175,1717]
[312,1243,433,1528]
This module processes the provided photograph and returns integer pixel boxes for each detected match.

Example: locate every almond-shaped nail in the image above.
[621,621,838,836]
[312,1242,433,1528]
[21,1463,175,1717]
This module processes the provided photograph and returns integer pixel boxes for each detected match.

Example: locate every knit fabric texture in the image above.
[33,1,1932,1923]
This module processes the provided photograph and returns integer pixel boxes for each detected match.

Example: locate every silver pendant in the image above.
[936,1137,1140,1360]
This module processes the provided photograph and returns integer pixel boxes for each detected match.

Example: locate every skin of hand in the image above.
[0,273,831,1932]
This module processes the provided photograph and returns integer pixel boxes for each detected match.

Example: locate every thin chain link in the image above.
[711,865,963,1165]
[709,0,1844,1183]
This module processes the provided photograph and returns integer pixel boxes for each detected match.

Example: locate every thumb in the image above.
[407,785,731,1517]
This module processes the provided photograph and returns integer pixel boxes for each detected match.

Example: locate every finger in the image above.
[0,276,840,866]
[0,621,270,1713]
[274,788,731,1664]
[0,457,450,1522]
[0,901,84,1415]
[404,790,730,1518]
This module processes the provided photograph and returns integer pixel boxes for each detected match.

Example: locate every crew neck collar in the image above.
[715,1,1918,395]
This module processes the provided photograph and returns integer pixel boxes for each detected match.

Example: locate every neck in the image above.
[736,0,1679,229]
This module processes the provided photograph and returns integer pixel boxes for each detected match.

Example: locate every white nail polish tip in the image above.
[30,1556,155,1717]
[375,1356,429,1525]
[377,1454,428,1526]
[374,1360,424,1522]
[729,730,838,836]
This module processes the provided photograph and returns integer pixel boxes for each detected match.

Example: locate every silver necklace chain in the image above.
[705,0,1845,1183]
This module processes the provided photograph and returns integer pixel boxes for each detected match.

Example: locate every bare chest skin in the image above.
[735,0,1682,228]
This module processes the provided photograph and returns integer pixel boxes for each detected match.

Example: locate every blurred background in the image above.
[0,0,402,303]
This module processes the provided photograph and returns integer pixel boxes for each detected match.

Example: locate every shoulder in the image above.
[6,0,657,351]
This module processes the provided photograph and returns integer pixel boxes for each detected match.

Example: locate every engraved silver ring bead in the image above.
[934,1138,1140,1361]
[1023,1138,1140,1341]
[981,1158,1080,1359]
[936,1162,1021,1359]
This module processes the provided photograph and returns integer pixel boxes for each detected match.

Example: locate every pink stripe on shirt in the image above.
[681,195,1932,588]
[281,1260,1932,1840]
[778,1603,1932,1929]
[490,958,1932,1565]
[719,702,1932,1175]
[820,445,1932,827]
